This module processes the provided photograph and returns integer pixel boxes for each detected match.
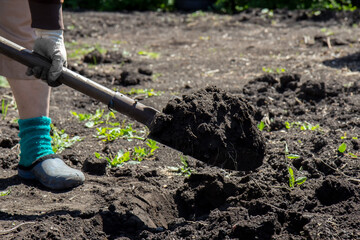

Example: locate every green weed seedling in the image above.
[96,150,131,167]
[96,123,145,142]
[320,28,334,36]
[1,99,9,120]
[0,189,11,197]
[341,132,347,139]
[71,109,116,128]
[284,142,307,188]
[340,132,359,140]
[66,25,75,30]
[338,142,358,158]
[262,67,285,74]
[190,10,206,18]
[179,155,192,177]
[119,88,163,98]
[146,139,159,155]
[285,121,320,131]
[51,124,82,153]
[338,133,359,158]
[0,76,10,88]
[132,146,149,162]
[348,152,358,158]
[257,121,266,131]
[131,139,159,161]
[288,167,307,188]
[138,51,160,59]
[97,139,159,167]
[257,116,272,132]
[338,142,347,153]
[65,42,106,60]
[168,155,193,177]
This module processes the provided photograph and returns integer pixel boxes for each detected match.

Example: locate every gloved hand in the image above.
[26,29,67,87]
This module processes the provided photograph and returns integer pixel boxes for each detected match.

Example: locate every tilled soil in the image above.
[149,86,266,171]
[1,9,360,240]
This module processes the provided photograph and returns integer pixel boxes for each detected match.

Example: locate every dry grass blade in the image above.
[0,222,35,235]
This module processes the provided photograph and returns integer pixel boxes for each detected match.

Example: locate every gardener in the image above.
[0,0,85,190]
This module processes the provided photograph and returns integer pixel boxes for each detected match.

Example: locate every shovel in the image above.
[0,36,266,171]
[0,36,158,127]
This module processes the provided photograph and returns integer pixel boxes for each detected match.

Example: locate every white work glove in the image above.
[26,29,67,87]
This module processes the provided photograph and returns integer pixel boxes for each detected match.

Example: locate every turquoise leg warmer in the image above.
[18,116,54,167]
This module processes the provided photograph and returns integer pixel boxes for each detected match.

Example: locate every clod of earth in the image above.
[149,86,266,171]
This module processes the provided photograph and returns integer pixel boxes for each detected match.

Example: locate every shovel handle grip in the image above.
[0,36,159,127]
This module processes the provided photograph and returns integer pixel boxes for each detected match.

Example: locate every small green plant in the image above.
[284,142,307,188]
[260,8,274,18]
[288,167,307,188]
[262,67,285,74]
[146,139,159,155]
[132,146,150,161]
[168,155,192,177]
[119,88,163,98]
[348,152,358,158]
[97,139,159,167]
[190,10,206,18]
[132,139,159,161]
[66,25,75,30]
[51,124,83,153]
[138,51,160,59]
[0,76,10,88]
[287,154,300,159]
[96,123,145,142]
[338,142,347,153]
[320,27,334,36]
[257,121,266,131]
[96,150,131,167]
[285,121,320,131]
[179,155,192,176]
[1,99,9,120]
[337,133,358,157]
[112,40,127,45]
[341,132,347,139]
[71,109,116,128]
[0,189,11,197]
[65,42,106,59]
[257,117,272,132]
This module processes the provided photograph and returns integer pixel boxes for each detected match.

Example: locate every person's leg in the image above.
[1,0,84,190]
[8,79,85,190]
[9,79,50,119]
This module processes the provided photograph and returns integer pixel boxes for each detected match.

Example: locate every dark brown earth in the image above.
[1,9,360,240]
[149,86,266,171]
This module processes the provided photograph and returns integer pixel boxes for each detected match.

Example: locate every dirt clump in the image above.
[83,49,131,65]
[149,86,266,171]
[297,80,326,101]
[175,173,238,219]
[82,157,107,175]
[315,176,355,206]
[83,49,104,64]
[117,70,152,86]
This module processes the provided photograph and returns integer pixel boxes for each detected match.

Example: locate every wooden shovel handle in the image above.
[0,36,159,127]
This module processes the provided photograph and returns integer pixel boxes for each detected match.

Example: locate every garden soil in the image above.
[1,9,360,239]
[149,86,266,171]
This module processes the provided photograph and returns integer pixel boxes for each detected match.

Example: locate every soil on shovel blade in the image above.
[149,86,266,171]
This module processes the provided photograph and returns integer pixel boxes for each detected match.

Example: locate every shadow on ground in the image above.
[323,51,360,71]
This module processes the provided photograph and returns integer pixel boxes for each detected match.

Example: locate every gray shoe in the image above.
[18,154,85,190]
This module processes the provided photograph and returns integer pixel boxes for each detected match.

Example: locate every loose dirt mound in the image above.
[149,86,266,170]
